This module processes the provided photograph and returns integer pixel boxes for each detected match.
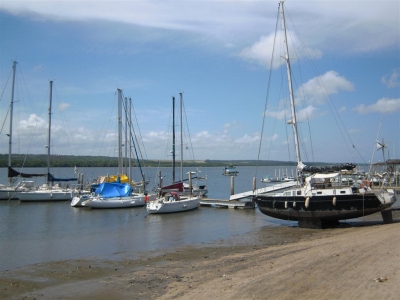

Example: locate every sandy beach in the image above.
[1,210,399,300]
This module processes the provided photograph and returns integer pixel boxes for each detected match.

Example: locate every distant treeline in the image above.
[0,154,311,168]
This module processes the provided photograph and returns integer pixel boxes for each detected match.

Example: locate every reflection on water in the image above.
[0,166,297,271]
[0,200,281,271]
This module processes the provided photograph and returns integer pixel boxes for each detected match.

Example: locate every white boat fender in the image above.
[305,197,310,208]
[332,197,337,206]
[284,201,288,209]
[293,201,296,207]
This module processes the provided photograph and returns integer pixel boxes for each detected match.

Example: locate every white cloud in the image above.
[296,105,319,123]
[239,33,322,69]
[298,71,354,105]
[264,109,289,120]
[354,98,400,114]
[1,0,398,56]
[58,103,70,111]
[265,105,320,122]
[19,114,47,131]
[382,69,399,89]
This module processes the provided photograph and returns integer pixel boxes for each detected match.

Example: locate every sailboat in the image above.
[16,80,78,201]
[0,61,48,200]
[72,88,154,208]
[253,1,397,228]
[146,93,200,214]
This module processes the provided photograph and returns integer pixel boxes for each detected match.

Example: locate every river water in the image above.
[0,165,299,271]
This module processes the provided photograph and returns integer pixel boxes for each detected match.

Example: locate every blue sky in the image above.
[0,0,399,164]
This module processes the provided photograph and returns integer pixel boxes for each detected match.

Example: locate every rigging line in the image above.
[286,26,315,163]
[182,100,196,163]
[368,115,383,176]
[20,79,49,170]
[52,82,77,158]
[256,4,280,179]
[0,68,12,135]
[131,103,149,162]
[0,67,12,103]
[286,8,360,163]
[0,107,10,135]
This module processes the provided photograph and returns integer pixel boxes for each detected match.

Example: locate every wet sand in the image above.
[1,210,399,300]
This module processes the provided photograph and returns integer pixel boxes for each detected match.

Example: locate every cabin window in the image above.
[296,190,301,195]
[340,190,346,194]
[317,191,322,195]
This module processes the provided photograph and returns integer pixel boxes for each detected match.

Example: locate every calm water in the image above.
[0,166,297,271]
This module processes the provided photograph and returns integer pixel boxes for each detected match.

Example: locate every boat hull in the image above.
[0,189,19,200]
[17,190,73,201]
[254,193,393,224]
[82,194,149,208]
[146,197,200,214]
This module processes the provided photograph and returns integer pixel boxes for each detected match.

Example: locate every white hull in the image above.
[17,190,73,201]
[0,188,19,200]
[71,194,91,207]
[80,194,155,208]
[146,196,200,214]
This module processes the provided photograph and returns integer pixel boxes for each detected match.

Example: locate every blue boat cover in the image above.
[94,182,132,198]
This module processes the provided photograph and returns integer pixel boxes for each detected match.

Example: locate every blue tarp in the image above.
[94,182,132,198]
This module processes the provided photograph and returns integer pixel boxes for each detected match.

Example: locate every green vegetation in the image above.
[0,154,305,168]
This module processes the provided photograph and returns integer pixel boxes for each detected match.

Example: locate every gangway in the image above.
[229,181,297,200]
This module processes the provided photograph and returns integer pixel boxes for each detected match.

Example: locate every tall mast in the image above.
[179,92,183,182]
[47,80,53,185]
[124,97,128,176]
[172,96,176,183]
[7,61,17,184]
[117,89,123,176]
[280,1,303,182]
[128,97,132,183]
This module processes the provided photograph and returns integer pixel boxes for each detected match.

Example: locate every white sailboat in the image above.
[0,61,47,200]
[147,93,200,214]
[17,81,77,201]
[253,1,397,228]
[72,88,153,208]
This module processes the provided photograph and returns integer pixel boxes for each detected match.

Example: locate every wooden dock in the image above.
[200,198,255,209]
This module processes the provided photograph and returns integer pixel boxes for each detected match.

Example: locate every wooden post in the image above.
[230,176,234,195]
[189,171,193,197]
[158,170,162,197]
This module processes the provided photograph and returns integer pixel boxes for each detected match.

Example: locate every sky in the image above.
[0,0,399,165]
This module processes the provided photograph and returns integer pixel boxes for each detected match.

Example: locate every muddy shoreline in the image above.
[1,210,399,299]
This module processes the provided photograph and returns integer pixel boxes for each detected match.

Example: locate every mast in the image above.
[7,61,17,185]
[172,96,176,183]
[117,89,123,176]
[124,97,128,176]
[47,80,53,185]
[280,1,303,183]
[179,92,184,182]
[128,97,132,183]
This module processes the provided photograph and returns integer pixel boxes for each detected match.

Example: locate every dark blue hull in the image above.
[254,193,391,223]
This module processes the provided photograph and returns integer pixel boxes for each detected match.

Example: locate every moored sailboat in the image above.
[0,61,48,200]
[253,1,396,228]
[147,94,200,214]
[72,88,153,208]
[16,81,78,201]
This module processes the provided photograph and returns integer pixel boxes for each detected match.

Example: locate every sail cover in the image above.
[94,182,132,198]
[48,173,77,182]
[161,182,184,195]
[303,163,356,173]
[8,167,46,178]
